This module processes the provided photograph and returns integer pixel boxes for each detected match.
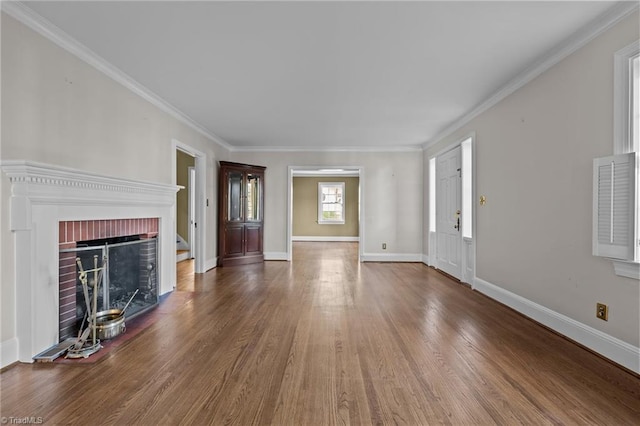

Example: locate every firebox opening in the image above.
[59,234,159,342]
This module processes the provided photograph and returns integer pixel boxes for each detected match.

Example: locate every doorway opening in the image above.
[172,140,207,274]
[287,166,364,262]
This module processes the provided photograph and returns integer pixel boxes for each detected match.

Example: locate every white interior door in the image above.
[436,146,462,280]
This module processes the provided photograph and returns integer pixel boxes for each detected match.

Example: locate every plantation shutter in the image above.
[593,153,638,260]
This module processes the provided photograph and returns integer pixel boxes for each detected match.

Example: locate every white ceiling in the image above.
[22,1,621,150]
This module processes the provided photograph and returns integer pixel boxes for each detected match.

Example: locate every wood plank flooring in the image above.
[1,242,639,425]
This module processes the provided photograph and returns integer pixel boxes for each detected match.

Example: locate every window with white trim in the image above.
[318,182,345,224]
[614,41,639,154]
[632,54,639,152]
[461,137,473,239]
[593,40,640,279]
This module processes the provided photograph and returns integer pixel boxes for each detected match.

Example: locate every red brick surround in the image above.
[59,218,159,244]
[58,218,159,339]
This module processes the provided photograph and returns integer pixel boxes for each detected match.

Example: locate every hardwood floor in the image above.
[1,242,639,425]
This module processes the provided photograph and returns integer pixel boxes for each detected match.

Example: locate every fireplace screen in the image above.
[59,237,158,340]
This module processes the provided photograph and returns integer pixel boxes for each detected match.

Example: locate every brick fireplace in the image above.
[58,218,160,340]
[1,161,179,363]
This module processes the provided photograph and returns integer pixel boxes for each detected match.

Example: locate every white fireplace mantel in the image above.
[1,160,180,363]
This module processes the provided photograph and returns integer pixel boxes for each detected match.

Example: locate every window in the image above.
[318,182,345,224]
[593,40,639,279]
[461,137,473,239]
[632,54,639,152]
[614,41,639,154]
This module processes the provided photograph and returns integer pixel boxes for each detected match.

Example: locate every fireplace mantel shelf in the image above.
[1,160,180,198]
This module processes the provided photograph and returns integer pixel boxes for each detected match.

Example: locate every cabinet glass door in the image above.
[228,171,243,221]
[246,174,261,221]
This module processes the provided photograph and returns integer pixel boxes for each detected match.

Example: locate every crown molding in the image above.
[2,1,417,154]
[1,1,234,152]
[423,1,640,151]
[5,1,636,154]
[231,144,423,153]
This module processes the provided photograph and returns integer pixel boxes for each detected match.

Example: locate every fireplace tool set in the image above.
[65,255,141,359]
[66,255,106,359]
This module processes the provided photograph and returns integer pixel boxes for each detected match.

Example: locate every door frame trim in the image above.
[187,166,196,260]
[172,139,207,273]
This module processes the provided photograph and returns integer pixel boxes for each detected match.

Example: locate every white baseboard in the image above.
[176,251,190,262]
[292,236,359,242]
[474,277,640,374]
[1,338,19,369]
[361,253,422,262]
[205,258,218,271]
[422,254,429,265]
[264,252,289,261]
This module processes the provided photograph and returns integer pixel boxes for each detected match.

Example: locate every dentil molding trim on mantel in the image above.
[1,160,179,199]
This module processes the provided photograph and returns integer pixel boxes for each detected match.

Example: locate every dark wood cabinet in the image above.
[218,161,266,266]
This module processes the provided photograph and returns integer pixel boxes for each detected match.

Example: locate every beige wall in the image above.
[176,150,195,242]
[1,13,230,346]
[293,176,359,237]
[231,151,423,258]
[424,12,639,346]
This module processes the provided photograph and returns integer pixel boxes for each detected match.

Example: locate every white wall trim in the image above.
[0,160,179,364]
[423,2,639,150]
[361,253,422,263]
[172,139,208,274]
[474,277,640,374]
[421,254,429,265]
[1,338,19,369]
[4,1,637,155]
[612,260,640,280]
[264,252,289,261]
[1,1,233,152]
[292,236,359,242]
[234,145,423,153]
[205,258,218,272]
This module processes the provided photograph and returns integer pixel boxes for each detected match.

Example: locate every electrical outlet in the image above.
[382,243,387,250]
[596,303,608,321]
